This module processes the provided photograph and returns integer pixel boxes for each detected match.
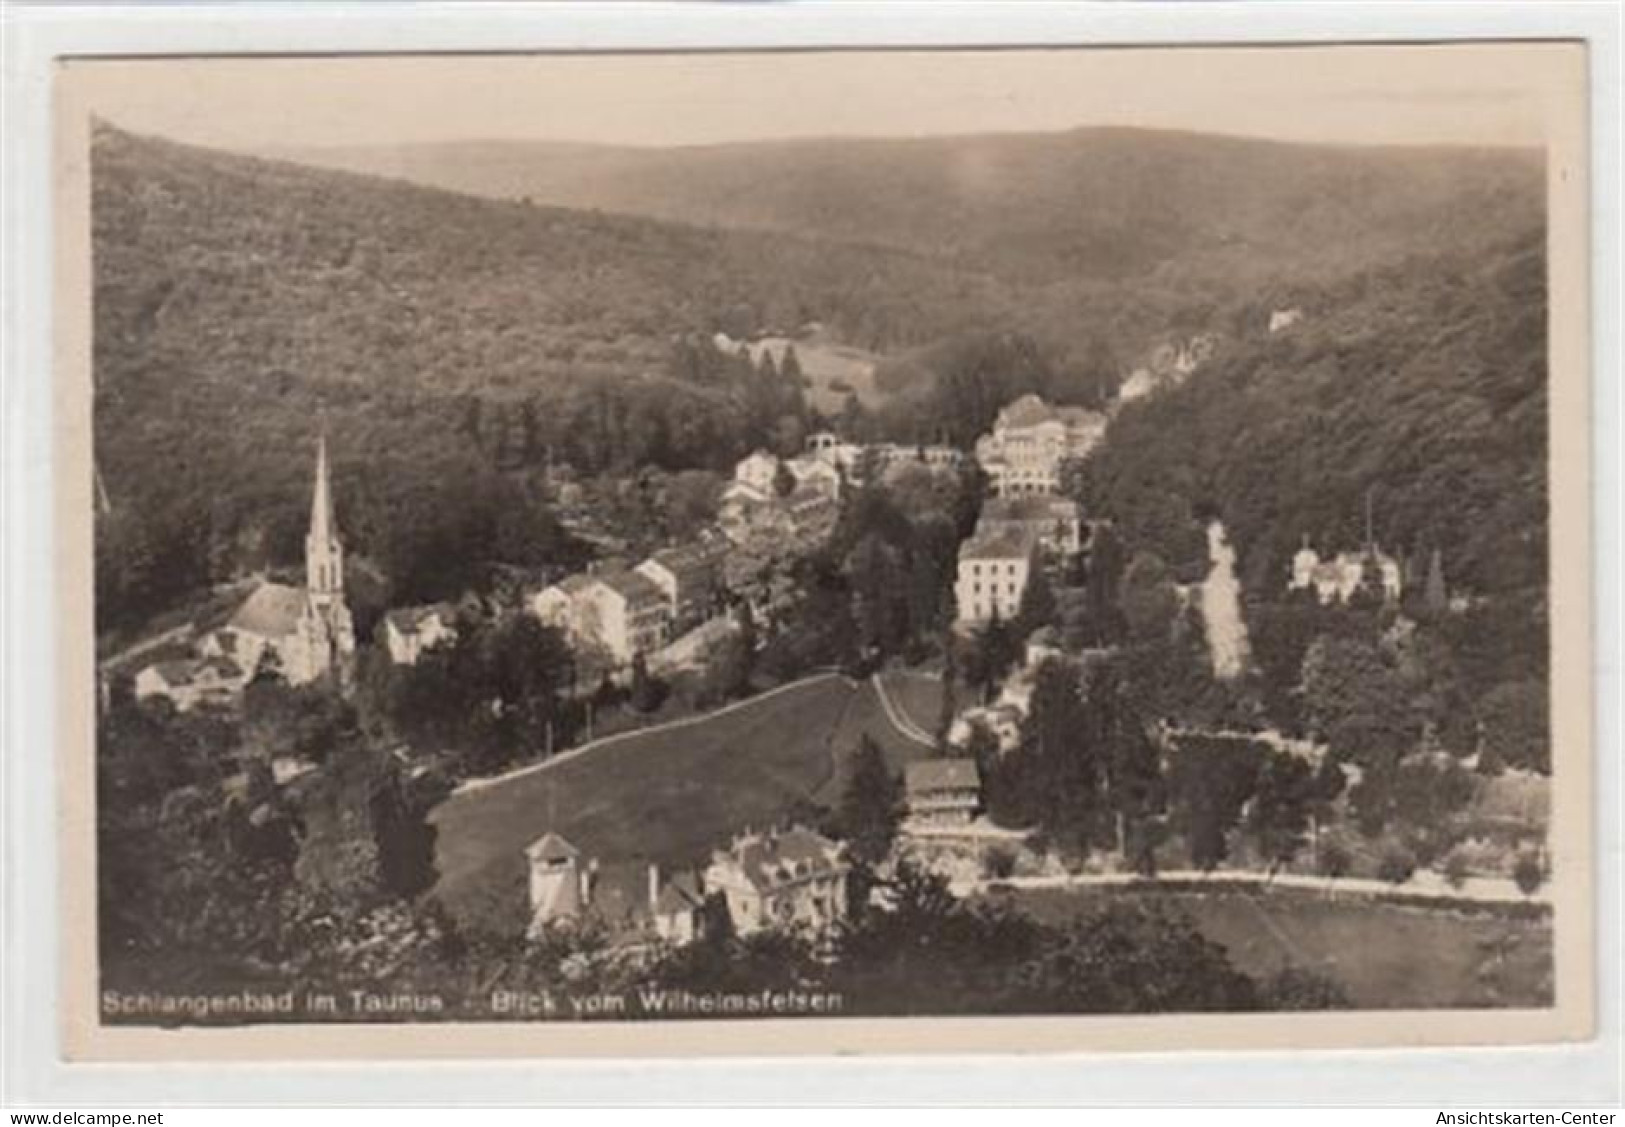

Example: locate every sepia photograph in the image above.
[50,39,1593,1060]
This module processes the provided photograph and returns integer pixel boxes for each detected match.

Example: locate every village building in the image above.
[976,495,1083,559]
[704,826,849,937]
[733,449,783,497]
[524,832,707,946]
[635,540,728,632]
[974,394,1108,497]
[1269,308,1305,334]
[530,568,671,666]
[904,758,983,828]
[954,529,1035,626]
[133,655,249,713]
[381,603,458,666]
[1290,538,1403,605]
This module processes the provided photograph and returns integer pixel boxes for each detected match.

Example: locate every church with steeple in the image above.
[208,426,357,687]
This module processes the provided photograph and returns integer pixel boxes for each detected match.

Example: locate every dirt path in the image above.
[870,673,937,749]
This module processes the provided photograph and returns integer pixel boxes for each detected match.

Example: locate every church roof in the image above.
[228,582,307,639]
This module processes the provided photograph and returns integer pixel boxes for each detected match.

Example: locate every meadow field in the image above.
[430,673,935,932]
[993,883,1554,1010]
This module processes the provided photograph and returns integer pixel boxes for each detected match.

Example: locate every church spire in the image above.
[310,422,335,549]
[306,419,344,601]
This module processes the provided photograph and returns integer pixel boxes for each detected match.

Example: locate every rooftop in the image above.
[385,603,455,634]
[228,582,307,639]
[599,568,667,606]
[906,757,982,793]
[958,529,1033,562]
[718,826,845,893]
[980,495,1080,523]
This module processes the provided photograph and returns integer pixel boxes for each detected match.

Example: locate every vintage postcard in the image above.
[54,41,1593,1060]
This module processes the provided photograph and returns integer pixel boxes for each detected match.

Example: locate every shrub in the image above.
[1441,849,1472,890]
[1317,840,1352,880]
[1377,845,1417,885]
[1512,851,1545,896]
[982,845,1018,880]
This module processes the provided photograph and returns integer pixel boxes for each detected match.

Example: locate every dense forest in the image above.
[282,128,1542,289]
[1075,226,1547,600]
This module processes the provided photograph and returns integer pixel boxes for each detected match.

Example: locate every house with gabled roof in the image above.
[134,654,250,713]
[904,758,983,828]
[381,603,458,666]
[524,831,708,947]
[703,826,849,938]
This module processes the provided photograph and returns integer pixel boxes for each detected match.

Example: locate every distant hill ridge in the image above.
[269,125,1544,285]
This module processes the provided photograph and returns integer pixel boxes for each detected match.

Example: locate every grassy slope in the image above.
[877,670,947,740]
[430,675,933,932]
[1000,885,1552,1009]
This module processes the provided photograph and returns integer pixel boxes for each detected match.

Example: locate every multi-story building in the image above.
[703,826,849,938]
[974,394,1108,497]
[530,569,671,665]
[635,540,728,633]
[904,758,983,828]
[954,529,1035,625]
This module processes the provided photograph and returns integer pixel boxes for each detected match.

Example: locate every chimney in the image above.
[648,863,661,913]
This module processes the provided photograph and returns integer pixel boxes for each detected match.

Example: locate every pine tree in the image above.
[839,734,902,865]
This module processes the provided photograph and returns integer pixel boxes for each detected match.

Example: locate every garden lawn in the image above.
[431,673,928,933]
[996,885,1552,1010]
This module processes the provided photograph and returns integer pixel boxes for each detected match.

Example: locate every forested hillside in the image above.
[90,124,1007,629]
[93,121,1548,653]
[282,128,1543,288]
[1076,228,1547,601]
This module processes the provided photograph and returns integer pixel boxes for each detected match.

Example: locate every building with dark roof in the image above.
[905,758,983,827]
[524,832,708,947]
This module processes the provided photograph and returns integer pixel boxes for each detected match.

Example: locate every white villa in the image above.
[954,529,1035,626]
[703,826,849,938]
[1290,538,1403,605]
[974,394,1107,497]
[531,568,671,666]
